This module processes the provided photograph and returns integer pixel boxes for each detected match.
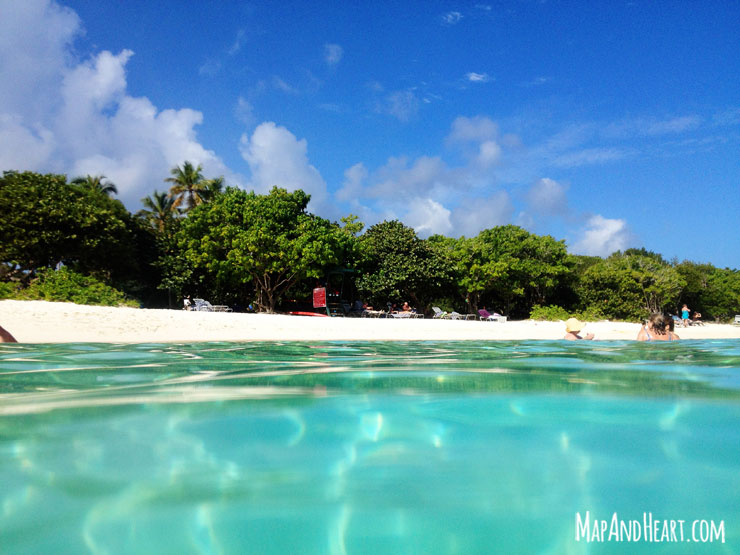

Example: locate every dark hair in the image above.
[648,312,668,334]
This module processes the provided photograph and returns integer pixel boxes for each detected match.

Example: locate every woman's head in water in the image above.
[648,312,669,334]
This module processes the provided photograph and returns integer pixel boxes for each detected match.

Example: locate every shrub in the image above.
[529,305,570,321]
[530,304,606,322]
[0,281,18,299]
[16,267,139,307]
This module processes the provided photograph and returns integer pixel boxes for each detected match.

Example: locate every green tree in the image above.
[0,171,138,285]
[356,220,452,311]
[165,161,223,212]
[430,226,570,317]
[137,190,176,233]
[701,268,740,320]
[71,174,118,197]
[176,187,344,312]
[577,252,685,320]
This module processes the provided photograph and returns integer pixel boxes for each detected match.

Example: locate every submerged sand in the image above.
[1,300,738,343]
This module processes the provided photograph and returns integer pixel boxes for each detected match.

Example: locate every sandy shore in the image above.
[1,300,739,343]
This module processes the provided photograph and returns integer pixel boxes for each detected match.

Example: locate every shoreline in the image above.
[1,300,739,343]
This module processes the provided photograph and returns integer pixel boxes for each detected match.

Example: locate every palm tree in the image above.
[137,191,175,233]
[71,174,118,197]
[202,175,225,203]
[165,161,210,211]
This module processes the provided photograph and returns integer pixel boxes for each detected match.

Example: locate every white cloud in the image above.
[0,0,79,122]
[228,29,246,56]
[441,11,463,25]
[198,58,222,76]
[604,115,703,139]
[451,192,513,237]
[552,147,632,168]
[526,177,568,215]
[337,162,368,202]
[381,90,420,122]
[324,43,343,65]
[405,198,453,237]
[571,215,630,257]
[0,0,232,208]
[447,115,498,144]
[235,96,255,126]
[272,76,298,94]
[477,140,502,168]
[239,121,330,213]
[644,116,701,135]
[466,72,491,83]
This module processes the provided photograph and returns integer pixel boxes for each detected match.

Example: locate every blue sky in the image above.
[1,1,738,268]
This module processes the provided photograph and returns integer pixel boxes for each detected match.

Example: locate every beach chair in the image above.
[432,307,448,319]
[734,315,740,326]
[193,298,214,312]
[478,309,507,322]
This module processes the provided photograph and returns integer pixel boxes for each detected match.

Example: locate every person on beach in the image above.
[637,313,680,341]
[401,301,413,313]
[563,318,594,340]
[0,324,18,343]
[183,296,192,311]
[681,304,690,327]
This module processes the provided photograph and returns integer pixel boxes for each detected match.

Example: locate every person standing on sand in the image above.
[563,318,594,340]
[637,313,680,341]
[681,304,690,327]
[0,324,17,342]
[183,296,192,311]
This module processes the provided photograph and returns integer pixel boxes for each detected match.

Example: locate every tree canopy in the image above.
[0,170,139,285]
[175,187,345,312]
[1,167,739,320]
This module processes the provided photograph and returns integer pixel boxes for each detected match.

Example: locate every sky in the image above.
[1,0,738,268]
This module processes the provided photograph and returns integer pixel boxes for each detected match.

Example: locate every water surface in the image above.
[1,340,739,553]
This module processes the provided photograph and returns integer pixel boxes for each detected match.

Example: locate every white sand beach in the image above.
[2,300,739,343]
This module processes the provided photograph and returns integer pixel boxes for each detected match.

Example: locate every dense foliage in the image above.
[356,220,452,310]
[1,267,138,307]
[173,187,346,312]
[1,169,739,320]
[429,225,571,318]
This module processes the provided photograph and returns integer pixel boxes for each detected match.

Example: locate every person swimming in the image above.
[637,312,680,341]
[563,318,594,340]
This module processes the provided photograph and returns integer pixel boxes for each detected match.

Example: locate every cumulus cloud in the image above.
[447,115,498,144]
[239,121,330,213]
[405,199,453,237]
[451,192,513,237]
[0,0,232,208]
[526,177,568,215]
[324,43,343,65]
[570,215,630,257]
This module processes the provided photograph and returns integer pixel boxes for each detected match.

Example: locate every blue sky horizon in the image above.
[1,1,738,268]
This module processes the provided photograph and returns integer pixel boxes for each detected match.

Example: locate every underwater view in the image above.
[1,340,739,554]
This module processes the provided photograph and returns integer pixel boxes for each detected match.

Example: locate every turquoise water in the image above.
[1,340,739,554]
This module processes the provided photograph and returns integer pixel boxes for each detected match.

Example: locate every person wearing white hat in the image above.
[563,317,594,340]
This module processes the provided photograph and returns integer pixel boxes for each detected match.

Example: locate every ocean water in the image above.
[1,340,739,554]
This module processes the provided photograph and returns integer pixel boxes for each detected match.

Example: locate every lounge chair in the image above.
[193,298,214,312]
[432,307,448,319]
[478,309,507,322]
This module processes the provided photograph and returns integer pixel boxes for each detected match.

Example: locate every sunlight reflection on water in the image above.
[1,340,739,553]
